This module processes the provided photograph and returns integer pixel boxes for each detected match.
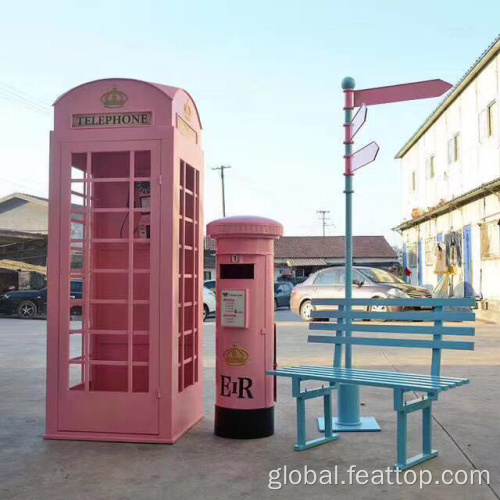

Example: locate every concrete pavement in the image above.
[0,311,499,500]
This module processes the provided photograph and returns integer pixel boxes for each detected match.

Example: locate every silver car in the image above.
[290,266,432,321]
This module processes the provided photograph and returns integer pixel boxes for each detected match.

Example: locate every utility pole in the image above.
[317,210,331,237]
[212,165,231,217]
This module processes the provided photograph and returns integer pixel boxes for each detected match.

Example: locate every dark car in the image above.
[0,281,83,319]
[274,282,294,309]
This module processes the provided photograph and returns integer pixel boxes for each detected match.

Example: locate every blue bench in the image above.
[269,297,476,470]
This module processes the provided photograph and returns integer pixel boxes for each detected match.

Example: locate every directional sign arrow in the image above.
[353,79,452,107]
[346,141,380,174]
[347,103,367,141]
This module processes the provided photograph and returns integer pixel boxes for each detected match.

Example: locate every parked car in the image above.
[274,282,294,309]
[204,280,216,293]
[0,280,83,319]
[291,266,432,321]
[203,286,216,321]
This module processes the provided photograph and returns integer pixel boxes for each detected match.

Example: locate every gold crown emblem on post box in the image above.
[224,344,249,366]
[101,87,128,108]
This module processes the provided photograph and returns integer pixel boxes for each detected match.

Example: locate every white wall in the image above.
[401,51,500,222]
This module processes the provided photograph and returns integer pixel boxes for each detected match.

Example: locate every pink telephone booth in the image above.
[45,78,204,443]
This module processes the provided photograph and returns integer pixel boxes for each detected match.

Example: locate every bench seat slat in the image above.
[274,368,463,389]
[294,366,466,384]
[310,310,475,322]
[269,366,468,391]
[309,322,475,336]
[308,335,474,351]
[311,298,476,307]
[294,365,464,383]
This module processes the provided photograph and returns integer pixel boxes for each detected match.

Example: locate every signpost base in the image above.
[317,416,381,432]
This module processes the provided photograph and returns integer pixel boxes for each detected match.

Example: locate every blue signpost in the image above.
[319,75,453,433]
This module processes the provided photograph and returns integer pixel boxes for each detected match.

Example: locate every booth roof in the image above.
[53,78,202,128]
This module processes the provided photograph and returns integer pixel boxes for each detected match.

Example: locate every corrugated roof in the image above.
[394,177,500,232]
[274,236,396,259]
[395,33,500,159]
[286,258,327,267]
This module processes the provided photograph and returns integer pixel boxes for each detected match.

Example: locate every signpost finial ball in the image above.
[341,77,356,90]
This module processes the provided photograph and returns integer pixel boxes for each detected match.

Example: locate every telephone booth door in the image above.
[57,140,161,435]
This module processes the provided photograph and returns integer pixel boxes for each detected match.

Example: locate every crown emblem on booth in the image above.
[101,87,128,108]
[224,344,249,366]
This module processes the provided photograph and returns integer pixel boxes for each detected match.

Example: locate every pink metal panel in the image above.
[353,79,452,107]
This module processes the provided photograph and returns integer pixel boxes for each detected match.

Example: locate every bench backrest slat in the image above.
[311,310,475,322]
[311,297,476,308]
[309,322,475,336]
[308,335,474,351]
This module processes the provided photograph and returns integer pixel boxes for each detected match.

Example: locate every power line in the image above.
[212,165,231,217]
[317,210,335,236]
[0,82,51,116]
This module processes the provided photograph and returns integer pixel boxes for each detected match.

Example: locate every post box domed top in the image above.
[207,216,283,239]
[52,78,202,135]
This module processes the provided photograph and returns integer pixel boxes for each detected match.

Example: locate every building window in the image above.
[425,155,435,179]
[479,102,496,142]
[488,102,496,137]
[411,171,417,191]
[448,133,460,164]
[425,238,434,266]
[480,221,500,258]
[203,271,211,280]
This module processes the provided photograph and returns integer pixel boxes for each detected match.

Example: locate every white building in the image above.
[395,34,500,320]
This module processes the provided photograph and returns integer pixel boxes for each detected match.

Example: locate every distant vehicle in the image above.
[290,266,432,321]
[203,286,216,321]
[204,280,216,292]
[274,282,294,309]
[0,281,83,319]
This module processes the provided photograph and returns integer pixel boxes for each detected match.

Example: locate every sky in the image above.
[0,1,499,246]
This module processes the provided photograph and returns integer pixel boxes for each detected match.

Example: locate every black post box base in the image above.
[214,405,274,439]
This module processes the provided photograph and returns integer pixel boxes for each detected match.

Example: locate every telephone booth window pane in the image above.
[69,365,85,390]
[91,334,128,362]
[93,243,128,269]
[92,273,128,301]
[91,366,128,392]
[92,151,129,178]
[91,303,128,331]
[134,151,151,178]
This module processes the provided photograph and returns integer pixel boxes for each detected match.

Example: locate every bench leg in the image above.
[394,389,438,470]
[396,408,407,469]
[296,396,307,450]
[293,379,339,451]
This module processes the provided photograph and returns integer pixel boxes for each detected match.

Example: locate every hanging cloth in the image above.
[445,231,462,267]
[434,242,448,274]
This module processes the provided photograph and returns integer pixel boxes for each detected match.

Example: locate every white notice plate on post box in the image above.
[221,290,247,328]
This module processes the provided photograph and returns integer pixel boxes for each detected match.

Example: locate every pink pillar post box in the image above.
[207,216,283,438]
[45,78,204,443]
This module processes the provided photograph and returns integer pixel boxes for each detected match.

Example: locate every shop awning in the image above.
[0,259,47,275]
[286,258,327,267]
